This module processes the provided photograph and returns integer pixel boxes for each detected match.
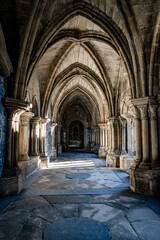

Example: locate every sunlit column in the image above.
[119,117,127,155]
[30,117,41,156]
[51,123,57,158]
[138,105,149,166]
[19,111,34,160]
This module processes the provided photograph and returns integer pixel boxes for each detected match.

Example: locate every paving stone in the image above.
[126,205,160,222]
[63,195,91,203]
[53,204,78,218]
[132,221,160,240]
[80,204,123,223]
[65,173,91,179]
[17,196,49,211]
[44,218,111,240]
[32,204,64,223]
[0,221,22,240]
[108,195,141,209]
[106,214,139,240]
[91,194,113,203]
[16,223,44,240]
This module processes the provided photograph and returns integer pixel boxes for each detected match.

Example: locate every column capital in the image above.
[149,105,158,119]
[41,118,50,124]
[98,123,107,129]
[130,106,140,119]
[31,116,41,123]
[51,122,58,128]
[138,105,148,119]
[20,111,34,126]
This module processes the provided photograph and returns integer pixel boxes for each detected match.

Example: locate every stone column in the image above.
[131,106,142,166]
[4,109,14,170]
[19,111,34,161]
[149,105,158,166]
[110,120,116,153]
[119,118,127,155]
[127,119,132,156]
[57,124,62,154]
[138,105,149,166]
[40,118,50,156]
[51,123,57,158]
[98,124,107,158]
[107,123,110,150]
[30,117,41,156]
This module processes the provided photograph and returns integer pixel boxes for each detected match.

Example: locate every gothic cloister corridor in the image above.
[0,0,160,239]
[0,152,160,239]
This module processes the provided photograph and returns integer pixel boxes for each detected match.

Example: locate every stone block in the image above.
[98,147,106,158]
[0,174,23,196]
[39,156,49,169]
[18,156,40,179]
[106,153,119,167]
[130,167,160,196]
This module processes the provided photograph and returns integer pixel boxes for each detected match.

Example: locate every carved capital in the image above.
[20,111,34,126]
[130,106,140,119]
[149,105,157,119]
[138,105,148,119]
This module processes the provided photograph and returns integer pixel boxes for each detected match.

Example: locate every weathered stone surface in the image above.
[80,204,123,223]
[44,218,111,240]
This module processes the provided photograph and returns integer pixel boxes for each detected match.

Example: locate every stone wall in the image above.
[0,76,7,176]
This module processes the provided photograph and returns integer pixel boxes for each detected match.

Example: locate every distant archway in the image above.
[68,120,84,150]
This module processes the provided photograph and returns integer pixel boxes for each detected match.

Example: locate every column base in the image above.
[98,147,106,158]
[51,148,57,159]
[120,155,126,171]
[106,152,120,167]
[0,171,23,197]
[58,144,62,154]
[120,155,134,173]
[19,154,30,161]
[92,145,99,154]
[130,166,160,196]
[39,156,49,168]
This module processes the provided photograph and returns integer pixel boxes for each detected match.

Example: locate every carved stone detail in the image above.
[138,105,148,119]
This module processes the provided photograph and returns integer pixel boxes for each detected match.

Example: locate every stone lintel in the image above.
[131,96,157,106]
[5,97,31,111]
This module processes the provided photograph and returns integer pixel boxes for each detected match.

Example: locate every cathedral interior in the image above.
[0,0,160,239]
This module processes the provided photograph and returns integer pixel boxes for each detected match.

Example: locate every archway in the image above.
[68,120,84,150]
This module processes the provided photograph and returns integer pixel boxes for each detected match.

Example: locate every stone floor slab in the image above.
[80,203,123,223]
[44,218,111,240]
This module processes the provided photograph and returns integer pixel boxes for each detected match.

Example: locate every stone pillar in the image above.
[40,118,50,157]
[119,117,127,171]
[57,124,62,154]
[30,117,41,156]
[129,97,160,196]
[106,118,119,167]
[149,105,159,166]
[135,117,141,165]
[1,98,31,196]
[51,123,57,158]
[19,111,34,161]
[98,124,107,158]
[138,105,150,166]
[126,119,132,156]
[120,118,127,155]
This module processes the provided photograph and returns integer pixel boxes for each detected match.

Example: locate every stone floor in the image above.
[0,152,160,239]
